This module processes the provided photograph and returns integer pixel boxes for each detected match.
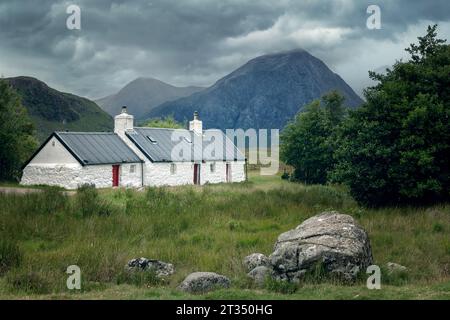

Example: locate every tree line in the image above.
[281,25,450,207]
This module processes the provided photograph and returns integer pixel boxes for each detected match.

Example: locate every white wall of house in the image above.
[230,161,246,183]
[144,162,192,186]
[29,136,78,165]
[143,160,246,187]
[119,163,143,187]
[20,136,142,189]
[21,163,142,189]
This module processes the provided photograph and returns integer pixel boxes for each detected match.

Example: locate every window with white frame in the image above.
[130,164,136,173]
[170,163,177,175]
[210,163,215,173]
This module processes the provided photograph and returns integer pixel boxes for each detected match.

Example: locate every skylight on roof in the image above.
[147,136,157,144]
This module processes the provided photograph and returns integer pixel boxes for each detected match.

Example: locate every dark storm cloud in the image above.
[0,0,449,98]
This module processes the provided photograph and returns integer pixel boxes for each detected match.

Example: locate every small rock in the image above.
[178,272,230,293]
[386,262,407,274]
[126,257,174,277]
[243,253,270,272]
[247,266,271,286]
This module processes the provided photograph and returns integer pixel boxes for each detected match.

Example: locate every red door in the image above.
[193,164,200,185]
[112,165,120,187]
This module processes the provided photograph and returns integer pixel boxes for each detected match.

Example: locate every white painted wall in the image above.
[120,163,143,187]
[21,163,142,189]
[230,161,246,183]
[21,164,82,189]
[29,137,79,165]
[142,162,189,186]
[200,161,246,184]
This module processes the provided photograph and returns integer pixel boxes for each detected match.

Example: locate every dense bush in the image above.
[281,91,346,184]
[331,25,450,206]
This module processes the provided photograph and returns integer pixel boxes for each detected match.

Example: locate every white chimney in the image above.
[114,106,134,137]
[189,111,202,134]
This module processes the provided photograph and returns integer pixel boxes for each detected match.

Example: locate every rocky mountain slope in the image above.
[146,49,363,130]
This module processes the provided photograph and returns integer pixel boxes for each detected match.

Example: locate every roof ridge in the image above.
[133,127,189,131]
[55,131,115,135]
[134,127,225,133]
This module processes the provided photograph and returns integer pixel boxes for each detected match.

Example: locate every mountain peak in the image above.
[96,77,204,119]
[146,49,363,130]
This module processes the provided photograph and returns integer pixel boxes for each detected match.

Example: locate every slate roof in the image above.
[125,127,246,162]
[53,132,142,165]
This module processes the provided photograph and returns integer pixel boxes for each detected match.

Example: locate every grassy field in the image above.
[0,173,449,299]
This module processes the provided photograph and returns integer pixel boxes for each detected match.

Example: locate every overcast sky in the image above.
[0,0,449,99]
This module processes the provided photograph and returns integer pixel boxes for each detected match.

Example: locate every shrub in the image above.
[281,91,346,185]
[39,187,68,214]
[432,223,444,233]
[331,25,450,207]
[75,184,113,216]
[0,239,22,275]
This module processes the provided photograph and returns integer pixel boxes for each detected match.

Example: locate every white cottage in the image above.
[21,108,246,189]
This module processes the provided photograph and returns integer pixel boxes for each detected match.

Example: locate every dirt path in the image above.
[0,187,42,194]
[0,187,76,196]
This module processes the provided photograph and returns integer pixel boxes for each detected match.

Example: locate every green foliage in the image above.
[6,77,113,142]
[0,175,449,298]
[0,187,68,217]
[265,278,298,294]
[331,25,450,207]
[116,270,164,287]
[142,115,184,129]
[0,79,38,180]
[0,239,22,275]
[281,91,346,184]
[6,270,50,294]
[76,184,114,217]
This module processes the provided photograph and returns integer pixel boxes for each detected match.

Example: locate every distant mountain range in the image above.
[144,49,363,130]
[7,49,363,143]
[6,76,112,142]
[95,77,204,119]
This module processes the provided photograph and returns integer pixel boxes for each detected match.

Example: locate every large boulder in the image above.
[268,211,373,282]
[126,257,174,277]
[178,272,230,293]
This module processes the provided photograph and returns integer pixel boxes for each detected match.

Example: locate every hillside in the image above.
[146,49,363,130]
[96,77,204,119]
[5,77,113,142]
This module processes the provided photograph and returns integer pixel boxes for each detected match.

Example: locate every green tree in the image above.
[142,115,183,129]
[0,79,38,181]
[281,91,347,184]
[331,25,450,206]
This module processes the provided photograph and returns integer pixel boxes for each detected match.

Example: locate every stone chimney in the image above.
[189,111,202,134]
[114,106,134,137]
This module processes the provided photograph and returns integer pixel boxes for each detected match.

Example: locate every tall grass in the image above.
[0,174,449,297]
